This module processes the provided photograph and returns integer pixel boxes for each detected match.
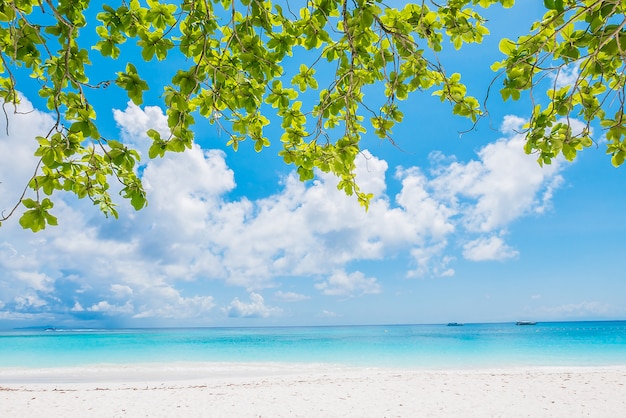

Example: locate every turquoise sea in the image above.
[1,321,625,370]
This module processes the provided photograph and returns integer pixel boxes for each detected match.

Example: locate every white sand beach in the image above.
[1,363,625,417]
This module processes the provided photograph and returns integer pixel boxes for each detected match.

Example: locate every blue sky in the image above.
[1,2,625,329]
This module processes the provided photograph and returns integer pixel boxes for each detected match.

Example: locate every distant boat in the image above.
[516,321,537,326]
[447,322,464,326]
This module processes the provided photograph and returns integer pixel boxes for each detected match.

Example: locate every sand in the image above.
[1,363,625,417]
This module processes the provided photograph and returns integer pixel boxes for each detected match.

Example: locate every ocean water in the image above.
[1,321,625,370]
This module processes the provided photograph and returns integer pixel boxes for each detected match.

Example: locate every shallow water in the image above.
[1,321,625,369]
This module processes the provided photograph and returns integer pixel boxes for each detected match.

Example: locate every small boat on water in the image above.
[515,321,537,326]
[447,322,464,326]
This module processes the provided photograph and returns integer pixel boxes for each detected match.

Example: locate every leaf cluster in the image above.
[491,0,626,166]
[2,0,623,231]
[2,0,510,230]
[1,0,146,231]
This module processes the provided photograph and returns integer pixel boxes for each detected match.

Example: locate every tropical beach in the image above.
[2,364,626,417]
[2,323,626,417]
[2,2,626,417]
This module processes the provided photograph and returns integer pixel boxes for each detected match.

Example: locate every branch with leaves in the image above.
[491,0,626,166]
[1,0,624,232]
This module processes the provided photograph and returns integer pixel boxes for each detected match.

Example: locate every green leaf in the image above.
[498,38,516,55]
[612,150,625,167]
[562,143,576,161]
[22,198,38,209]
[19,210,45,232]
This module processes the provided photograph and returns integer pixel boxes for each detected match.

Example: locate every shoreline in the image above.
[2,361,626,382]
[2,363,626,417]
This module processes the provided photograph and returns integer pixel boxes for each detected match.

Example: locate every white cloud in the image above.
[274,291,310,302]
[353,149,389,196]
[319,310,339,318]
[225,293,282,318]
[139,146,236,241]
[551,65,579,89]
[15,295,47,309]
[71,301,84,312]
[110,284,134,299]
[0,310,53,321]
[132,286,215,319]
[407,242,455,278]
[0,97,572,324]
[315,270,381,296]
[87,300,134,315]
[430,127,564,233]
[534,175,563,215]
[14,271,55,293]
[81,106,565,285]
[393,166,455,242]
[113,102,171,159]
[462,236,519,261]
[500,115,526,135]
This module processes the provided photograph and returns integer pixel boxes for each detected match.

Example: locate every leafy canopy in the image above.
[0,0,624,231]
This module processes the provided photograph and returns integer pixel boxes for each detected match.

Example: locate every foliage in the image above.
[491,0,626,167]
[0,0,624,231]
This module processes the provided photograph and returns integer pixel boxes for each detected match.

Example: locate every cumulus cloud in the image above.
[274,291,310,302]
[429,120,564,233]
[393,166,455,243]
[407,242,455,278]
[113,102,171,159]
[0,98,570,325]
[462,236,519,261]
[71,301,84,312]
[132,286,215,319]
[140,146,236,237]
[15,295,47,309]
[14,271,55,293]
[315,270,381,297]
[111,109,562,285]
[87,300,134,315]
[225,293,282,318]
[110,284,133,299]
